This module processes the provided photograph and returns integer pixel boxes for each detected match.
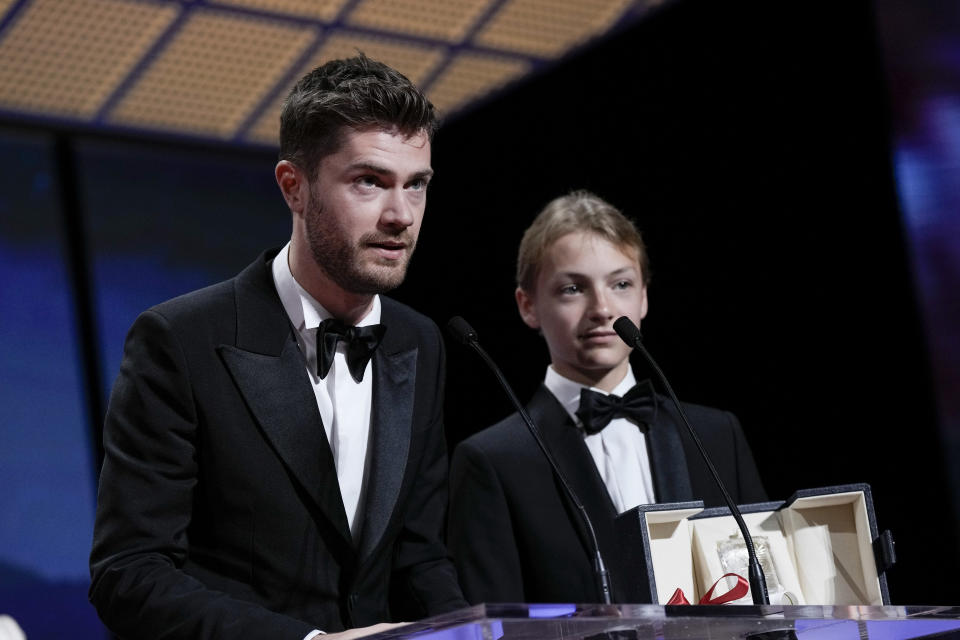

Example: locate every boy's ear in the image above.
[639,283,649,320]
[515,287,540,329]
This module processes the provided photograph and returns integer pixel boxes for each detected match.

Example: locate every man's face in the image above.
[302,127,432,294]
[517,232,648,389]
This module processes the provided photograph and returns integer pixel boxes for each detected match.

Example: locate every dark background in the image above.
[402,0,954,604]
[1,0,957,636]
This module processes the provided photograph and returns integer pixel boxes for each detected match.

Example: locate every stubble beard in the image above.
[304,194,415,295]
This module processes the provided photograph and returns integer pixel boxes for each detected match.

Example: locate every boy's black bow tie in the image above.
[576,379,657,434]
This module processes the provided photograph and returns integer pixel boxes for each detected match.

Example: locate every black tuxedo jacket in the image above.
[447,384,766,604]
[90,251,465,639]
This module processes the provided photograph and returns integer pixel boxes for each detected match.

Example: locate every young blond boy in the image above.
[447,190,766,604]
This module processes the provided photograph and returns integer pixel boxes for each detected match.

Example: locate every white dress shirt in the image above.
[544,366,657,513]
[272,243,378,540]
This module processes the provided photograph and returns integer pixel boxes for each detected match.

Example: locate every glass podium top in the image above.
[367,603,960,640]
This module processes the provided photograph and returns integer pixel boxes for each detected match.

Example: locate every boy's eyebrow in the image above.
[552,265,639,279]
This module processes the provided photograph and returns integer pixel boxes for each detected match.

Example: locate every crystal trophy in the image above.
[716,534,787,604]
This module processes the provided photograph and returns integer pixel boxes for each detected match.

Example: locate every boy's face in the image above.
[516,232,648,391]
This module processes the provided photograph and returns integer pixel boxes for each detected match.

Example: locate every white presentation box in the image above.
[613,484,896,605]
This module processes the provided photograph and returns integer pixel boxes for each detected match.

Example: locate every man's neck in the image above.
[288,242,374,325]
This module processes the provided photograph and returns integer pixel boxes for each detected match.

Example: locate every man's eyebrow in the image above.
[347,162,434,181]
[347,161,393,175]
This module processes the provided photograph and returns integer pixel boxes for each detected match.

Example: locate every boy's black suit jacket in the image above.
[448,383,766,604]
[90,250,465,639]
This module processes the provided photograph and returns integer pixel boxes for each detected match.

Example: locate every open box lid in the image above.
[613,483,895,605]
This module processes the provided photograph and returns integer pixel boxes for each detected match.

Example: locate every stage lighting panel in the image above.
[427,51,530,114]
[0,0,652,145]
[245,32,445,145]
[475,0,633,57]
[0,0,177,118]
[108,9,315,138]
[213,0,347,22]
[347,0,491,43]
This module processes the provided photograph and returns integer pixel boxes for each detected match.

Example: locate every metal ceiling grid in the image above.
[246,31,446,144]
[0,0,654,148]
[347,0,492,42]
[475,0,635,57]
[0,0,177,118]
[216,0,345,22]
[109,9,315,136]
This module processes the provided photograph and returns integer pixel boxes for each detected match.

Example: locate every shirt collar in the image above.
[544,365,638,425]
[271,242,381,332]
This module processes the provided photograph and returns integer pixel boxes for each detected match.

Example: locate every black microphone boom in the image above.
[612,316,770,606]
[446,316,613,605]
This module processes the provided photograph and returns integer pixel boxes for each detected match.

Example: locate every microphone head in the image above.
[613,316,642,346]
[446,316,479,346]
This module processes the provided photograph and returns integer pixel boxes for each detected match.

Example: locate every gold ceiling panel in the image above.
[427,52,530,115]
[0,0,177,117]
[214,0,348,21]
[246,32,446,145]
[475,0,634,57]
[347,0,491,43]
[0,0,651,145]
[311,32,445,85]
[245,93,289,146]
[109,10,316,138]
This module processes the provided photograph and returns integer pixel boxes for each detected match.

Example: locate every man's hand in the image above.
[325,622,410,639]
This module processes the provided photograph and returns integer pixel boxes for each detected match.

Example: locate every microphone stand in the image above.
[613,316,769,605]
[447,317,613,604]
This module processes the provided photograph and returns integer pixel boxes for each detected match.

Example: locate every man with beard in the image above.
[89,55,466,639]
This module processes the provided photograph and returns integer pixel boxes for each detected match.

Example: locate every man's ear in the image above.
[515,287,540,329]
[275,160,308,216]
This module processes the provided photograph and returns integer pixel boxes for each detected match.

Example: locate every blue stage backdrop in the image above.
[878,0,960,521]
[0,130,103,636]
[76,139,289,396]
[0,131,287,637]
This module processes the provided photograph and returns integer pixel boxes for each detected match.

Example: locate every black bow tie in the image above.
[316,318,386,383]
[575,379,658,434]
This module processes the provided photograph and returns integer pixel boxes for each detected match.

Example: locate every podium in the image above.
[368,603,960,640]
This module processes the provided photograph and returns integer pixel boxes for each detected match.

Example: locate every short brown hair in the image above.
[279,54,438,178]
[516,190,651,292]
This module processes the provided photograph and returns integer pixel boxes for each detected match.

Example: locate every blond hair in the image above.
[516,190,650,292]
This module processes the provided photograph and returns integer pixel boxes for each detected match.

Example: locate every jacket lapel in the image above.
[217,252,352,547]
[357,336,415,561]
[528,386,620,561]
[646,394,693,502]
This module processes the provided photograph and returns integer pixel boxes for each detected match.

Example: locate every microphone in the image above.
[446,316,478,346]
[613,316,770,606]
[446,316,613,605]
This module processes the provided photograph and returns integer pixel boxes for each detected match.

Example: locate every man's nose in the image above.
[380,188,415,229]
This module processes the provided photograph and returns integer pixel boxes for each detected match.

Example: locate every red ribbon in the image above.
[666,573,750,605]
